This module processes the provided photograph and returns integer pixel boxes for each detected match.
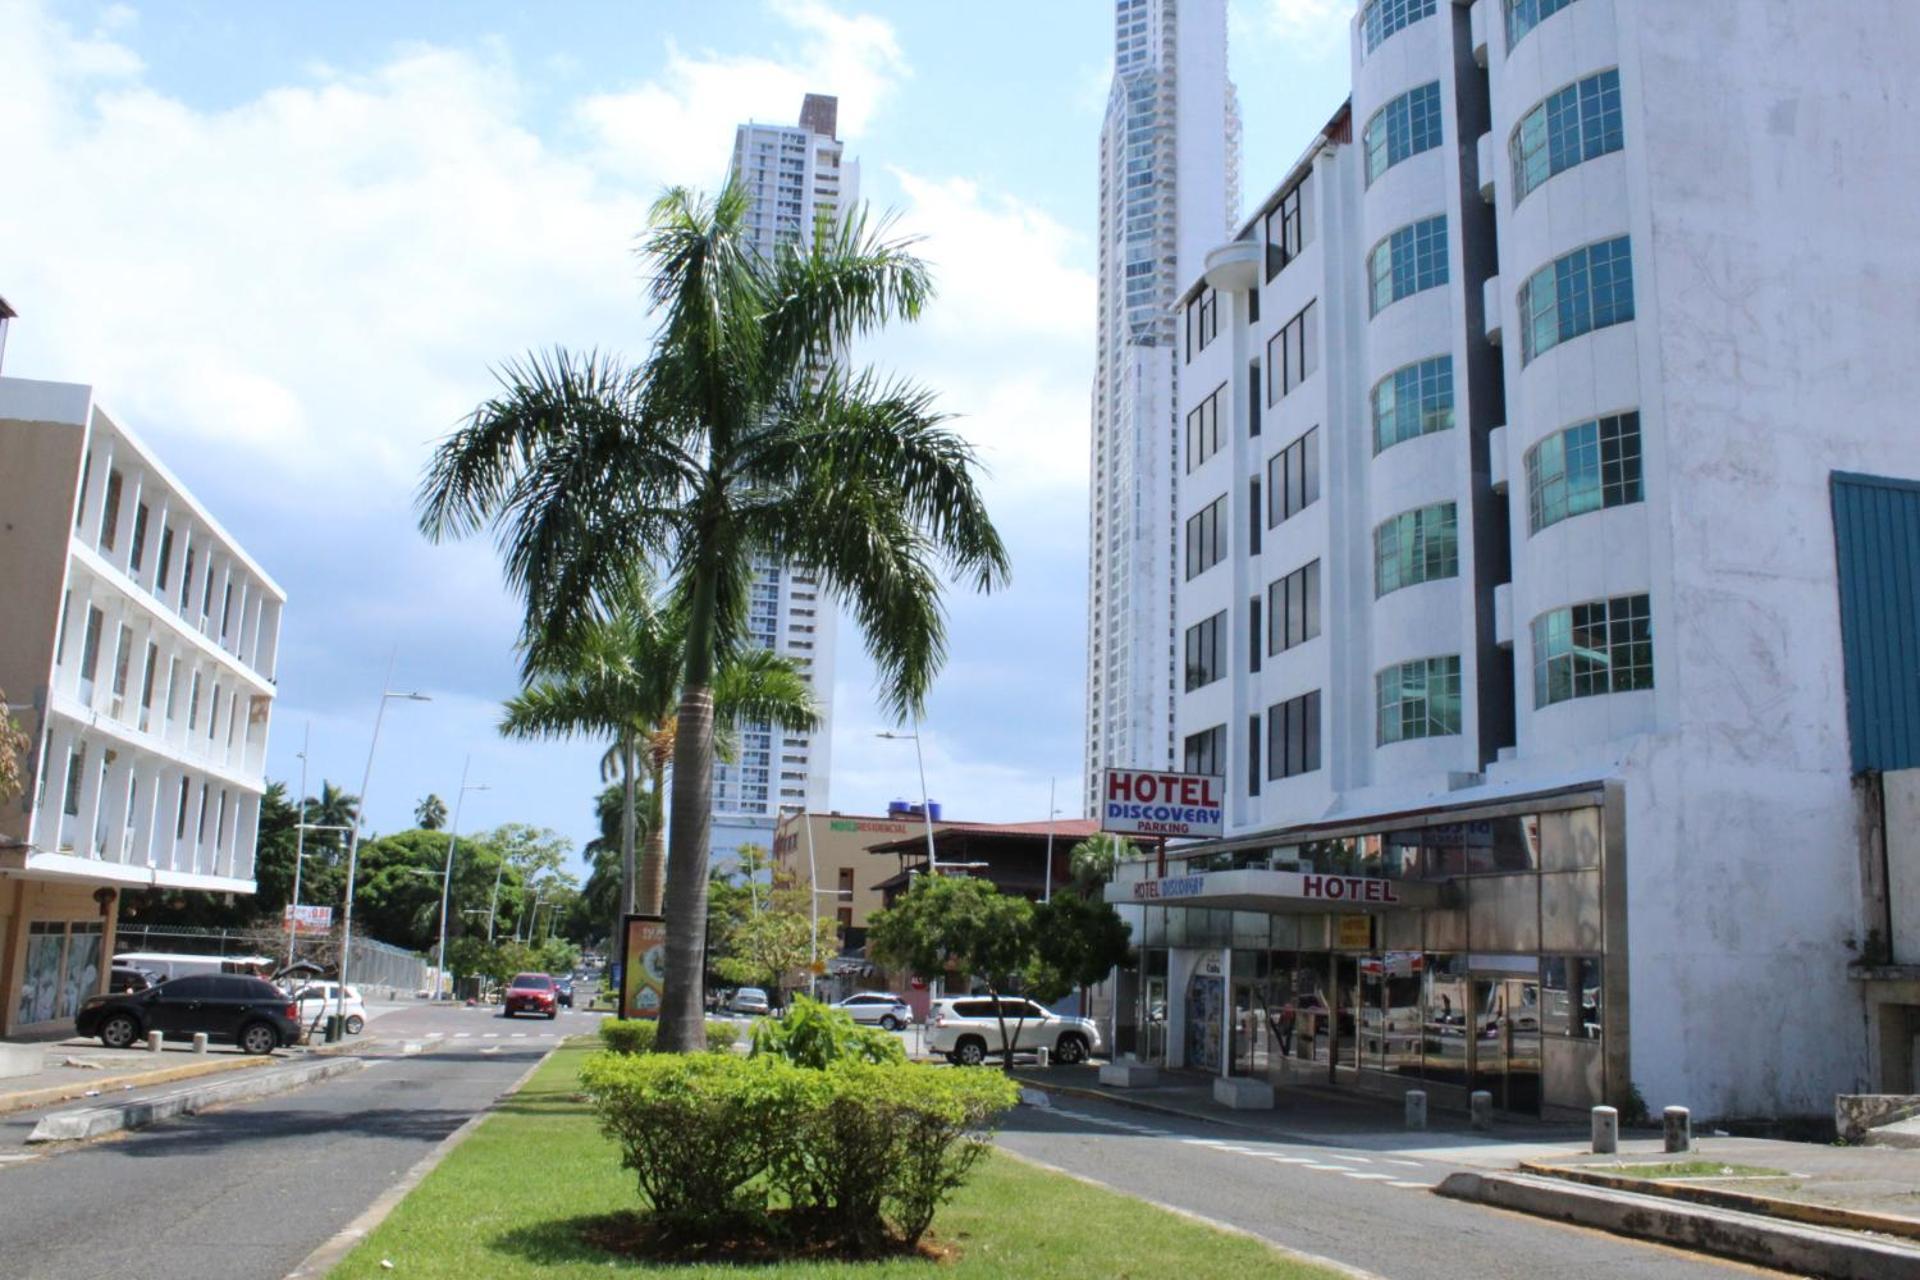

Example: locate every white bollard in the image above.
[1592,1105,1619,1154]
[1664,1105,1691,1154]
[1036,1047,1050,1069]
[1405,1089,1428,1130]
[146,1031,164,1053]
[1469,1090,1493,1131]
[191,1033,209,1055]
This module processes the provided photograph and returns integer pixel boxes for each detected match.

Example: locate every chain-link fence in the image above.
[114,924,432,1000]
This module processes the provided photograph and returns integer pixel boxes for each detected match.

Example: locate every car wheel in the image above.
[344,1015,365,1035]
[1054,1033,1089,1065]
[546,1010,557,1020]
[880,1015,901,1031]
[239,1022,279,1056]
[953,1037,987,1067]
[100,1013,140,1050]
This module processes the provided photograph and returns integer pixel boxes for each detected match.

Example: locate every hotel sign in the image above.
[1109,867,1442,913]
[1100,768,1225,838]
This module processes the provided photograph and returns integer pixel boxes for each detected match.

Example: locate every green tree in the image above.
[446,935,493,991]
[414,794,448,830]
[1068,832,1132,893]
[1026,892,1133,1007]
[713,876,836,1003]
[418,184,1008,1050]
[868,876,1036,1070]
[0,689,30,806]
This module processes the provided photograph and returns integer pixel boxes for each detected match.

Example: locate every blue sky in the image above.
[0,0,1352,873]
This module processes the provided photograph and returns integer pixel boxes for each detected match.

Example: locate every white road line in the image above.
[1382,1158,1423,1167]
[454,1033,471,1039]
[1301,1164,1348,1172]
[1268,1156,1315,1164]
[1340,1172,1396,1181]
[482,1033,498,1038]
[1388,1181,1431,1190]
[1327,1153,1372,1164]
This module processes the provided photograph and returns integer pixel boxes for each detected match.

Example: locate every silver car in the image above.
[832,991,913,1030]
[729,986,771,1016]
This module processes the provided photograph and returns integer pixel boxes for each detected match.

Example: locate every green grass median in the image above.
[332,1040,1343,1278]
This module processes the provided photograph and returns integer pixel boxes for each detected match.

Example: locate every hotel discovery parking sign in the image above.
[1100,768,1224,839]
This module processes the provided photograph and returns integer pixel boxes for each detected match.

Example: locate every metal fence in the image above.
[113,924,432,1000]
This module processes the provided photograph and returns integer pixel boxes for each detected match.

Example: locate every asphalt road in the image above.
[0,1003,600,1280]
[996,1091,1790,1280]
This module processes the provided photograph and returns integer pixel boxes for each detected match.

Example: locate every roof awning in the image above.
[1105,868,1444,914]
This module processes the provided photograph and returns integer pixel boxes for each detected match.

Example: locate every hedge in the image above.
[599,1017,742,1056]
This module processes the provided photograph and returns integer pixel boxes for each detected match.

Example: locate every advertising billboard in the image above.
[1099,768,1224,838]
[282,904,333,934]
[619,914,668,1020]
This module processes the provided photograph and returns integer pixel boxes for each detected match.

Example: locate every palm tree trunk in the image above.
[658,567,718,1053]
[619,734,638,923]
[638,756,668,915]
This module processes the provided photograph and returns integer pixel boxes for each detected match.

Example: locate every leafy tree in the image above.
[414,794,448,830]
[0,689,30,806]
[418,183,1009,1050]
[1026,892,1133,1007]
[303,781,360,850]
[446,935,493,990]
[868,876,1036,1071]
[1068,832,1131,892]
[713,877,836,1003]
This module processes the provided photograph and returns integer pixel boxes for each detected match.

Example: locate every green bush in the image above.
[578,1049,1018,1250]
[704,1018,740,1051]
[748,996,905,1068]
[597,1019,658,1055]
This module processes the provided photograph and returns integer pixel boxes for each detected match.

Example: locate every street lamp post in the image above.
[334,675,431,1035]
[1044,776,1059,903]
[288,724,310,970]
[433,758,490,1001]
[877,712,937,875]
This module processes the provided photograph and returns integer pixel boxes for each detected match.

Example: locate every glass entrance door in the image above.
[1231,979,1273,1077]
[1470,969,1543,1115]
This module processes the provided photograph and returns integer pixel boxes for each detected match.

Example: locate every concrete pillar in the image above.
[1036,1046,1050,1069]
[1663,1105,1691,1154]
[191,1032,208,1054]
[146,1030,163,1052]
[73,733,108,858]
[1469,1090,1493,1130]
[1405,1090,1427,1130]
[29,722,78,853]
[1591,1105,1619,1154]
[98,748,136,863]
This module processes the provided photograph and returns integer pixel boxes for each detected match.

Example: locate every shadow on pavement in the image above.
[97,1105,474,1158]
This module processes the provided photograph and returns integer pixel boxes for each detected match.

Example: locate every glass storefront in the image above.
[16,919,104,1027]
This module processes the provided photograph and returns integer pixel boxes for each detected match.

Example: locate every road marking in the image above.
[511,1033,527,1039]
[1268,1155,1315,1164]
[482,1033,498,1039]
[1301,1163,1349,1172]
[1381,1158,1423,1167]
[454,1033,470,1039]
[1328,1154,1372,1164]
[1388,1181,1430,1190]
[1340,1172,1396,1181]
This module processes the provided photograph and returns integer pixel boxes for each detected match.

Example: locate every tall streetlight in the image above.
[780,805,839,999]
[433,757,490,1000]
[286,723,311,970]
[334,674,431,1035]
[877,712,937,875]
[1043,776,1062,902]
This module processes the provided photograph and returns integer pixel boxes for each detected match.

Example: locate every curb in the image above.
[1010,1075,1239,1130]
[0,1053,271,1116]
[26,1055,366,1143]
[1518,1159,1920,1244]
[283,1040,564,1279]
[1435,1169,1920,1280]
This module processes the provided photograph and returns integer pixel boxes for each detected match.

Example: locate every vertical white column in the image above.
[74,734,108,858]
[99,749,136,863]
[110,469,141,575]
[75,440,113,545]
[29,722,78,852]
[127,754,161,867]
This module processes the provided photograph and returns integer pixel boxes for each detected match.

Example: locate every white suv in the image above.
[833,992,913,1030]
[927,996,1100,1066]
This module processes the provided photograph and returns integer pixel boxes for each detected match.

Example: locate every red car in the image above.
[502,972,558,1019]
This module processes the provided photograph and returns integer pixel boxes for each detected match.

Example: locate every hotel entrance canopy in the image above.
[1104,867,1445,914]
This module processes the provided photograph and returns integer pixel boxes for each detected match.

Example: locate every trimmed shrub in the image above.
[597,1019,658,1055]
[749,996,905,1068]
[704,1018,741,1051]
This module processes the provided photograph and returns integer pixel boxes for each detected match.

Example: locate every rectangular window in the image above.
[98,470,123,552]
[55,589,72,666]
[1182,724,1225,777]
[1512,69,1623,202]
[1247,362,1262,436]
[1184,610,1226,692]
[155,526,174,593]
[200,563,215,624]
[1532,593,1653,706]
[1186,383,1227,471]
[1248,597,1262,674]
[1185,288,1219,362]
[1377,655,1464,744]
[139,642,158,732]
[220,582,235,640]
[1362,0,1437,52]
[1265,690,1322,780]
[1372,356,1455,453]
[1265,301,1317,404]
[1364,81,1443,184]
[176,775,191,840]
[197,782,210,843]
[165,657,181,725]
[1505,0,1578,50]
[1264,427,1320,528]
[1263,181,1306,281]
[1526,411,1643,533]
[63,746,85,816]
[1369,216,1449,315]
[129,503,150,574]
[1375,502,1460,596]
[78,607,104,702]
[110,624,133,717]
[74,450,92,531]
[188,671,202,732]
[1185,495,1228,580]
[179,545,196,612]
[1247,715,1262,796]
[1520,236,1634,364]
[1266,560,1321,655]
[207,681,222,741]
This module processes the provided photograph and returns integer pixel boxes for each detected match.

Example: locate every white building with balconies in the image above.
[0,367,283,1036]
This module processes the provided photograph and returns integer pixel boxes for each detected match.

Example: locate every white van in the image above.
[112,952,276,983]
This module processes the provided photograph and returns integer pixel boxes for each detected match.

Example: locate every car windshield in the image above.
[511,975,550,989]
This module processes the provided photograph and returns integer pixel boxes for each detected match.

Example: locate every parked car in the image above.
[832,992,912,1030]
[502,972,558,1019]
[728,987,771,1016]
[76,974,300,1055]
[286,981,367,1035]
[927,996,1100,1066]
[554,978,574,1009]
[109,965,160,994]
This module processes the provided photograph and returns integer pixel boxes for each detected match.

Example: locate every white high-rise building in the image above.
[1105,0,1920,1119]
[711,95,850,860]
[1084,0,1240,816]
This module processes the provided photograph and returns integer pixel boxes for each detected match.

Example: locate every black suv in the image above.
[76,974,302,1055]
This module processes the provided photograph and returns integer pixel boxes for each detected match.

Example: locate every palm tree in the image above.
[304,781,360,855]
[418,183,1008,1050]
[1068,832,1133,894]
[414,794,448,830]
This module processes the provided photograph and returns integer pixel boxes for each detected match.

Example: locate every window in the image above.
[207,681,222,741]
[1532,593,1653,706]
[1266,691,1322,780]
[1377,655,1463,744]
[1185,288,1219,362]
[1369,216,1448,315]
[1186,383,1226,471]
[1362,0,1436,51]
[1375,502,1459,596]
[1505,0,1578,50]
[74,450,92,531]
[78,607,104,701]
[200,563,215,624]
[1247,715,1262,796]
[1248,362,1262,436]
[1519,236,1634,364]
[1512,69,1622,202]
[1526,411,1643,533]
[1372,356,1455,453]
[176,775,191,839]
[179,546,195,612]
[1248,597,1262,673]
[1183,724,1225,777]
[1185,496,1227,580]
[1249,478,1262,555]
[1364,82,1443,185]
[130,503,150,574]
[98,469,123,552]
[1263,181,1306,281]
[220,582,234,640]
[1265,301,1317,404]
[165,657,181,725]
[139,642,158,732]
[1266,560,1321,655]
[63,746,85,816]
[188,671,202,732]
[1265,427,1320,527]
[1184,611,1226,692]
[55,590,72,666]
[110,625,133,717]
